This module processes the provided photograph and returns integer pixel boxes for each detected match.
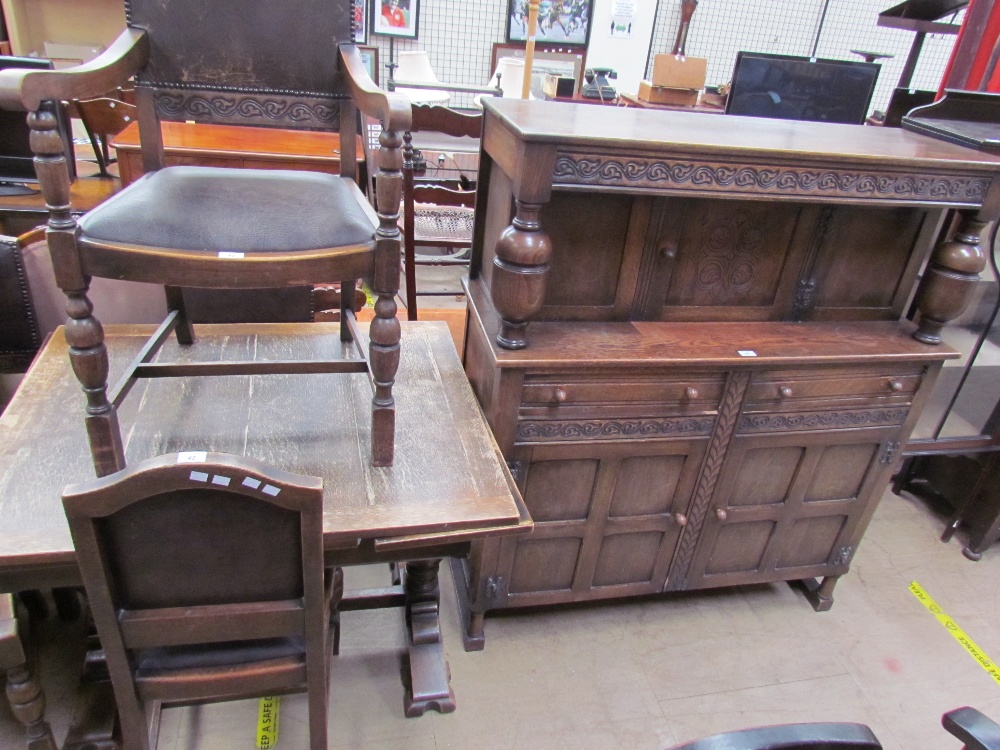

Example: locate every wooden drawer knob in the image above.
[660,243,677,260]
[715,508,728,522]
[685,386,699,400]
[553,387,568,403]
[778,386,793,398]
[888,380,903,392]
[674,512,688,527]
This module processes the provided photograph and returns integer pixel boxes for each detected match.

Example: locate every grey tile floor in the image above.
[2,485,998,750]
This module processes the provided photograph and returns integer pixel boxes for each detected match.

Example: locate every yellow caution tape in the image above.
[910,581,1000,686]
[257,696,280,749]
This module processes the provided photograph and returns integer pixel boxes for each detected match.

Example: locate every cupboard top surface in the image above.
[483,99,1000,173]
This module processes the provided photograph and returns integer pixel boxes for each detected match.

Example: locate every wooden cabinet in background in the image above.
[452,99,1000,650]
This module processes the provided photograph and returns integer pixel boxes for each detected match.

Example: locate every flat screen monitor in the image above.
[725,52,880,126]
[0,56,76,196]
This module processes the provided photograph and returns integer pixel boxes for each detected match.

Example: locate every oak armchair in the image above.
[0,0,411,474]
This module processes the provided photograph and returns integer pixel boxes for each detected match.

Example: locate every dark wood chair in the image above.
[0,233,41,376]
[62,452,335,750]
[0,0,411,474]
[944,707,1000,750]
[666,722,883,749]
[665,707,1000,749]
[400,104,481,321]
[73,96,137,178]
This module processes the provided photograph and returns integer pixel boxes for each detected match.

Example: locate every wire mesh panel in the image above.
[647,0,963,115]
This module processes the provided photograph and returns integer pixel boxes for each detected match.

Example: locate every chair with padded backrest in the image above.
[666,723,883,750]
[665,707,1000,750]
[0,0,411,475]
[400,104,481,320]
[62,452,335,750]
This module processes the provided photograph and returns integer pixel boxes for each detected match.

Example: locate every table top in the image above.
[112,121,365,164]
[0,174,118,215]
[0,322,526,575]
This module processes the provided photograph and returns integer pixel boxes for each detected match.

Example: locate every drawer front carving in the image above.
[517,416,716,443]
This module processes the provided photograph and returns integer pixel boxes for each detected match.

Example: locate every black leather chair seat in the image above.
[79,166,376,252]
[136,636,305,673]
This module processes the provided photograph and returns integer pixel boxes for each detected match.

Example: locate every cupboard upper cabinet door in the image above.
[680,426,900,591]
[633,198,816,322]
[801,205,942,322]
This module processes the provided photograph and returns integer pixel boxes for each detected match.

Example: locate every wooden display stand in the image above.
[452,98,1000,650]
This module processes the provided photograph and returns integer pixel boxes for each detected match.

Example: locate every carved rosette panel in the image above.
[667,372,750,590]
[516,416,715,443]
[695,213,765,303]
[552,154,991,206]
[737,408,909,433]
[153,89,341,129]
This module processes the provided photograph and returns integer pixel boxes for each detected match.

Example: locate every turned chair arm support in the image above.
[0,29,149,112]
[340,44,412,134]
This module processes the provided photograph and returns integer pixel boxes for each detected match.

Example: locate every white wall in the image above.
[584,0,658,93]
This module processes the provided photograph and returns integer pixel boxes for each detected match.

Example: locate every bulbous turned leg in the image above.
[370,126,404,466]
[491,200,553,350]
[913,214,988,345]
[29,106,124,477]
[65,290,125,477]
[1,595,57,750]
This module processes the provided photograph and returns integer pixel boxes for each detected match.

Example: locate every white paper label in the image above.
[737,350,758,357]
[178,451,208,463]
[218,251,245,259]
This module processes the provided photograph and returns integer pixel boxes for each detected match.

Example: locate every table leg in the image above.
[402,559,456,717]
[1,594,57,750]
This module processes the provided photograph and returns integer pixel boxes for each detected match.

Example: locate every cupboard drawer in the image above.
[517,373,724,443]
[521,372,726,415]
[745,366,923,412]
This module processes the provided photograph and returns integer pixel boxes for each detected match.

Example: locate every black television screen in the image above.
[725,52,880,126]
[0,56,76,196]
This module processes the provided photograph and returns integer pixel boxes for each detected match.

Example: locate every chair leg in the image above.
[369,239,400,466]
[404,237,418,322]
[62,285,126,477]
[165,286,195,345]
[1,595,58,750]
[340,278,357,343]
[329,567,344,657]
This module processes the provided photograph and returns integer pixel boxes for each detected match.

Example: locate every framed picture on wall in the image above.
[491,42,587,92]
[358,45,379,85]
[353,0,368,43]
[506,0,593,46]
[372,0,419,39]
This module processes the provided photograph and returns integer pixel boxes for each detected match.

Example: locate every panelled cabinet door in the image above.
[632,197,816,322]
[495,439,707,607]
[682,425,901,590]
